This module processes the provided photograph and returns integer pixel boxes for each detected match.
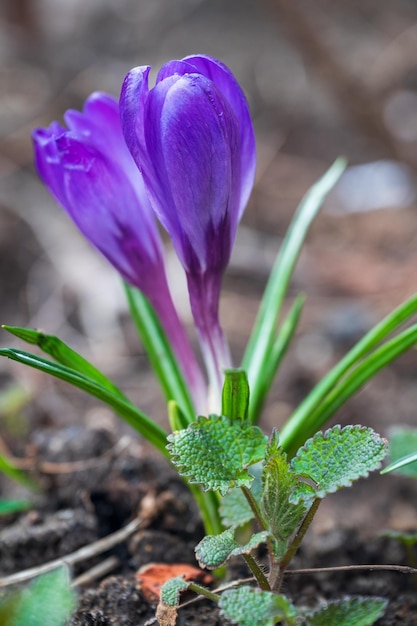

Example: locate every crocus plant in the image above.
[1,54,417,543]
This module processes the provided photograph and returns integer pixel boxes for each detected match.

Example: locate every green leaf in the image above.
[0,454,37,491]
[195,527,269,570]
[222,369,250,421]
[0,566,76,626]
[381,427,417,477]
[2,325,121,396]
[167,415,267,495]
[0,499,31,516]
[306,596,387,626]
[160,576,192,607]
[280,294,417,455]
[219,587,297,626]
[242,159,346,424]
[249,295,305,421]
[261,433,307,545]
[124,283,195,423]
[291,426,388,501]
[0,348,168,455]
[220,464,263,527]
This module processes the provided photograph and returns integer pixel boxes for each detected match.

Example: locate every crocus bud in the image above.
[32,92,204,405]
[120,55,256,405]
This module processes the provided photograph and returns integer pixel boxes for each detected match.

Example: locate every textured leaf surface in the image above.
[291,426,388,500]
[261,434,307,544]
[307,596,387,626]
[3,566,76,626]
[160,576,192,606]
[219,465,262,527]
[168,416,267,495]
[219,587,297,626]
[385,427,417,477]
[195,527,269,569]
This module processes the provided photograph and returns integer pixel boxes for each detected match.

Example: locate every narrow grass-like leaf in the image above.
[0,348,168,455]
[195,527,269,569]
[222,369,250,421]
[381,427,417,477]
[242,159,346,423]
[281,317,417,455]
[291,426,388,501]
[0,499,31,516]
[124,283,195,423]
[168,415,267,495]
[219,587,297,626]
[307,596,387,626]
[0,454,37,491]
[249,295,305,422]
[2,325,121,396]
[382,451,417,475]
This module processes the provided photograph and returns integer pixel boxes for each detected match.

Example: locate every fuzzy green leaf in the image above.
[220,465,263,527]
[219,587,297,626]
[160,576,192,607]
[167,415,267,495]
[195,527,269,570]
[306,596,387,626]
[261,434,307,544]
[0,566,76,626]
[382,427,417,477]
[291,426,388,501]
[222,370,250,421]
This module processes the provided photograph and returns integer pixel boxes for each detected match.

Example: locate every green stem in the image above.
[243,553,271,591]
[241,486,275,575]
[187,582,220,603]
[273,497,321,592]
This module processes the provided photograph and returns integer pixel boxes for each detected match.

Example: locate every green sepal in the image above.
[195,527,269,570]
[219,587,297,626]
[222,369,249,421]
[167,415,267,495]
[291,426,388,501]
[306,596,387,626]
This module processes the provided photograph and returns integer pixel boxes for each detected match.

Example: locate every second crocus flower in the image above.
[120,55,256,406]
[32,92,204,407]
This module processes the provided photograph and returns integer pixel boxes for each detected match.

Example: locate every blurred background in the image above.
[1,0,417,438]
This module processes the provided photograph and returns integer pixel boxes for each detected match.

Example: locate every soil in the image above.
[2,0,417,624]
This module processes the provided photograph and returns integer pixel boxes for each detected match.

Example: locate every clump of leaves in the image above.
[157,371,388,626]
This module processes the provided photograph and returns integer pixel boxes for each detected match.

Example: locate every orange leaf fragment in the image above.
[136,562,213,603]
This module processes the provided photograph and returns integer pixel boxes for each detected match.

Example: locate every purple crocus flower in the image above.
[32,92,204,406]
[120,55,256,405]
